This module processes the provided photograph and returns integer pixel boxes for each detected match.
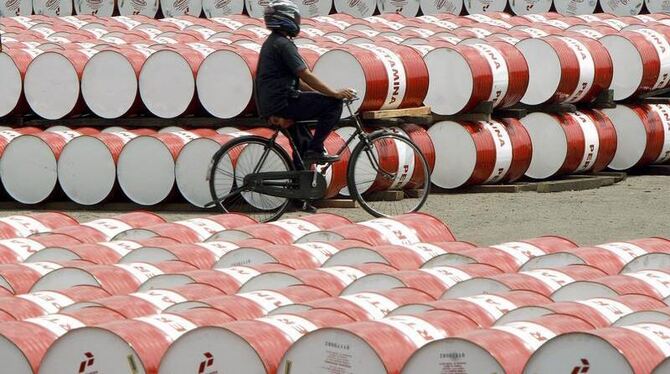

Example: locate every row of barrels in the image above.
[5,13,670,120]
[2,0,670,20]
[0,211,666,372]
[0,102,665,207]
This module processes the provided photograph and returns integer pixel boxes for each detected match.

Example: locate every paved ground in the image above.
[7,174,667,247]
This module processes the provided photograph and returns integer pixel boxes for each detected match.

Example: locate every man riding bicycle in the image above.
[255,0,357,170]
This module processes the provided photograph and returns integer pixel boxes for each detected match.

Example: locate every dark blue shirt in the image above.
[255,32,308,118]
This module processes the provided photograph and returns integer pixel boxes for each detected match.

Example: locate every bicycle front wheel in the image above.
[347,131,431,217]
[209,135,293,223]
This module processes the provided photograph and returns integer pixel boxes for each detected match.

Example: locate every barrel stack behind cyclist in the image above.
[255,0,357,170]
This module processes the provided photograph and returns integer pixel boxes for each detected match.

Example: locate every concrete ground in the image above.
[8,174,668,247]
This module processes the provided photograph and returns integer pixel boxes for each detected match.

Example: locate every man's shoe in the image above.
[304,150,340,164]
[294,200,318,214]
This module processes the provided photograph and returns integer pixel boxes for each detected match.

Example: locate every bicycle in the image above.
[207,98,432,223]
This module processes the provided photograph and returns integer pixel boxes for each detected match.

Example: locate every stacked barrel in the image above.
[0,211,663,373]
[0,13,669,206]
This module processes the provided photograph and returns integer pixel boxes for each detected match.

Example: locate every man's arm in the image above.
[298,79,314,92]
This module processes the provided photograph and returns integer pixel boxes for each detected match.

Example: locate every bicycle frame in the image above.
[269,100,386,176]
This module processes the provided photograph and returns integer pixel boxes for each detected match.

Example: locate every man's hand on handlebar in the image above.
[334,88,358,101]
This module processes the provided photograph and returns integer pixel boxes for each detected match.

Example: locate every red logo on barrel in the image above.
[571,359,590,374]
[198,352,214,374]
[78,352,95,374]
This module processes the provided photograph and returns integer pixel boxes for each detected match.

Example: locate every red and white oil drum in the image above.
[58,130,157,206]
[38,311,210,374]
[0,48,44,117]
[175,129,278,208]
[527,238,670,275]
[138,263,293,293]
[520,110,618,179]
[554,0,597,15]
[32,0,74,16]
[402,314,594,374]
[0,309,125,374]
[463,0,507,14]
[73,0,115,16]
[600,29,670,101]
[304,287,435,321]
[603,104,670,170]
[377,0,420,16]
[161,0,203,16]
[499,294,665,328]
[68,283,225,318]
[412,290,553,326]
[81,46,152,119]
[0,285,109,321]
[120,238,268,267]
[525,320,670,374]
[419,44,495,115]
[552,269,670,303]
[0,0,33,15]
[427,238,573,273]
[50,212,166,243]
[31,261,197,295]
[195,43,259,119]
[449,237,579,271]
[508,0,552,15]
[324,241,477,270]
[613,306,670,327]
[0,262,64,294]
[442,264,608,298]
[170,284,331,318]
[516,36,612,106]
[343,264,503,298]
[345,126,428,194]
[427,119,533,188]
[0,235,80,263]
[116,129,217,205]
[618,238,670,272]
[240,263,396,296]
[330,0,375,17]
[23,49,101,119]
[159,308,354,374]
[646,0,670,13]
[297,213,456,246]
[0,212,77,239]
[138,46,206,118]
[117,214,257,243]
[27,237,177,264]
[202,0,245,17]
[313,43,428,116]
[419,0,462,16]
[210,214,352,244]
[1,128,100,204]
[279,311,478,374]
[214,240,366,269]
[293,0,333,17]
[601,0,644,15]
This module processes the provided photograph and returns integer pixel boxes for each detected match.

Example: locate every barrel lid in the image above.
[520,112,569,179]
[81,50,138,119]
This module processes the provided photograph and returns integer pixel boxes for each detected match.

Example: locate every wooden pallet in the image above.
[361,106,432,120]
[445,172,627,194]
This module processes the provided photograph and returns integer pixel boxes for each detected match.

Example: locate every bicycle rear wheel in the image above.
[209,135,293,223]
[347,130,431,217]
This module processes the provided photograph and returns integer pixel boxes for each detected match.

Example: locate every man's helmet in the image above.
[264,0,301,37]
